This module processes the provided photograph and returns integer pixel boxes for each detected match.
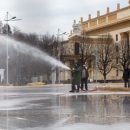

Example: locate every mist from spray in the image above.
[0,35,70,70]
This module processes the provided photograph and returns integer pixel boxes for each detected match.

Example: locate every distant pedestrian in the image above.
[69,62,81,92]
[81,64,89,91]
[123,67,129,88]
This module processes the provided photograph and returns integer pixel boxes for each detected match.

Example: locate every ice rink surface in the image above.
[0,84,130,130]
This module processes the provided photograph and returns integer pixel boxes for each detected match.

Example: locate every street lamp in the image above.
[56,29,67,84]
[5,12,21,85]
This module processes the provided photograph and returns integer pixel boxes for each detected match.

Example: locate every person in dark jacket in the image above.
[81,64,89,91]
[128,66,130,88]
[69,62,81,92]
[123,67,129,88]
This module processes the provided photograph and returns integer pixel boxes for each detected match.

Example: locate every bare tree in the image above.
[80,35,93,67]
[70,33,94,67]
[97,35,115,82]
[39,34,57,56]
[118,39,129,71]
[2,24,12,34]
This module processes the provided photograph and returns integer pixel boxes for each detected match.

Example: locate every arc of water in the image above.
[0,35,70,70]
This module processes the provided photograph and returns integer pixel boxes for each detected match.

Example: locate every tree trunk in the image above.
[103,74,107,83]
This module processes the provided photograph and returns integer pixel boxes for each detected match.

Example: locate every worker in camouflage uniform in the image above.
[69,62,81,92]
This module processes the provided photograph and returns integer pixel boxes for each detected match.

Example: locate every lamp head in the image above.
[11,16,16,19]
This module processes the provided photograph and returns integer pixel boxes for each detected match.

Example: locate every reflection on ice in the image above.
[0,86,130,130]
[0,99,26,110]
[0,97,49,110]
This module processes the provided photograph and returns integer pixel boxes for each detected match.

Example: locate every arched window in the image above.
[74,42,80,55]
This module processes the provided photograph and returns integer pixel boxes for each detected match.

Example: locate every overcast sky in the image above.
[0,0,128,35]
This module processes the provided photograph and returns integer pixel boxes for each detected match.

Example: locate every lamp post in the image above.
[5,12,21,85]
[56,29,67,84]
[95,44,98,83]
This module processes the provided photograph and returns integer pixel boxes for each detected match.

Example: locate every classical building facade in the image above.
[61,1,130,82]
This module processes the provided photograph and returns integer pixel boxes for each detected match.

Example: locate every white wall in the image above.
[117,8,130,19]
[109,27,130,42]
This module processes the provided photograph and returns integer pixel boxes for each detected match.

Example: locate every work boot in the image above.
[69,90,75,93]
[76,89,79,92]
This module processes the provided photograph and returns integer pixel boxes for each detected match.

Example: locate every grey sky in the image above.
[0,0,128,35]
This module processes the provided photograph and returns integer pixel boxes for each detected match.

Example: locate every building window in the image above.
[116,69,119,77]
[74,42,80,55]
[116,34,118,41]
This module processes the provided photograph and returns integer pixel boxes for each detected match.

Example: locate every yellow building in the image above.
[61,1,130,82]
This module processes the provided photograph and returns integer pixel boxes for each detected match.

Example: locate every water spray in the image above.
[0,35,70,70]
